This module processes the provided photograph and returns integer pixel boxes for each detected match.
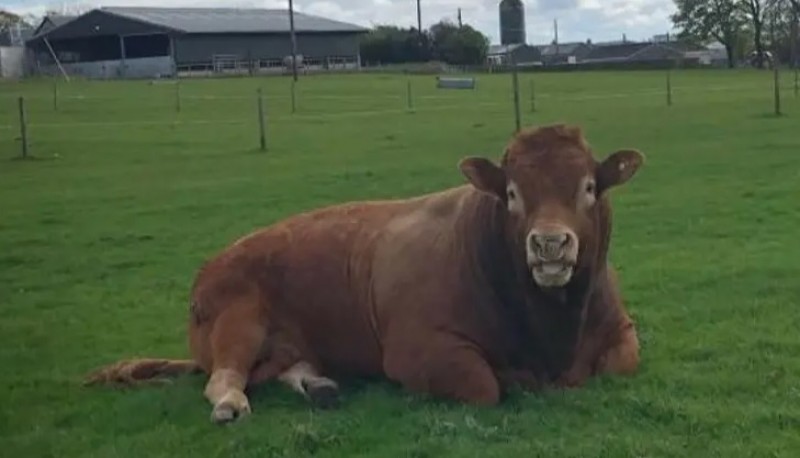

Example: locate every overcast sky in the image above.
[6,0,677,45]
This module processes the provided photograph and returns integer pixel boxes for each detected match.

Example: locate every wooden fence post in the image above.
[511,57,521,132]
[257,88,267,151]
[666,68,673,107]
[18,96,28,159]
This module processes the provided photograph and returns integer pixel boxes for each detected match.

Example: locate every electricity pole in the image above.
[417,0,422,37]
[289,0,298,82]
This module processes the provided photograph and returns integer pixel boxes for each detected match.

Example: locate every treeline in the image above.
[360,21,490,66]
[672,0,800,68]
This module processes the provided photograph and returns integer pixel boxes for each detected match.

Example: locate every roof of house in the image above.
[100,6,368,34]
[583,42,650,61]
[488,43,523,55]
[535,42,588,56]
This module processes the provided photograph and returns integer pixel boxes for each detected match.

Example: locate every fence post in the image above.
[773,61,781,116]
[530,78,536,113]
[290,80,297,114]
[175,80,181,113]
[53,81,58,111]
[666,68,673,107]
[771,15,782,116]
[18,96,28,159]
[257,88,267,151]
[407,79,413,111]
[511,57,521,133]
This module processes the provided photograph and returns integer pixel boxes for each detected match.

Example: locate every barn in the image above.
[26,7,368,79]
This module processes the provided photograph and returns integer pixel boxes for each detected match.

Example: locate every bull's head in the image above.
[459,124,643,289]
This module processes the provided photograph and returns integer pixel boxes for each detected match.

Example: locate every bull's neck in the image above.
[467,191,603,379]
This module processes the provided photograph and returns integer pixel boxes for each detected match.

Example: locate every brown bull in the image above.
[86,124,644,423]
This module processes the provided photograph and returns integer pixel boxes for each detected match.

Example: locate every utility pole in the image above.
[554,19,559,55]
[417,0,422,37]
[458,8,462,28]
[289,0,298,82]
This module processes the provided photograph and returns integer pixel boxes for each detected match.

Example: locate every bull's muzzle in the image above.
[526,225,578,288]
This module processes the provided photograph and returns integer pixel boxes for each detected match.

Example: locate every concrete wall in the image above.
[38,55,173,79]
[0,46,25,79]
[174,32,362,65]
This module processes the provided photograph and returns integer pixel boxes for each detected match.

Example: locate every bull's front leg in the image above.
[556,318,640,388]
[382,333,502,406]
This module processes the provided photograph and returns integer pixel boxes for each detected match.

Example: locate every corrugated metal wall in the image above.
[174,33,361,64]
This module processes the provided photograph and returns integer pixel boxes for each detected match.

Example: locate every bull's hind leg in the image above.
[246,336,340,409]
[203,297,267,424]
[277,361,341,409]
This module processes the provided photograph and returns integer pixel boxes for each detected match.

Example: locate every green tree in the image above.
[740,0,767,67]
[429,21,489,66]
[672,0,746,67]
[359,26,431,65]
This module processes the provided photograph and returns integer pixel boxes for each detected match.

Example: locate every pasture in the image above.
[1,69,799,457]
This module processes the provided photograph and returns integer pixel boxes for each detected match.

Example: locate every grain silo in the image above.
[499,0,526,45]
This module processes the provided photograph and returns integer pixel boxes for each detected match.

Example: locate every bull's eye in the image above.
[585,181,596,195]
[507,189,516,200]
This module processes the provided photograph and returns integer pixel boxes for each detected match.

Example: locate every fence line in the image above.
[0,101,512,131]
[0,82,783,103]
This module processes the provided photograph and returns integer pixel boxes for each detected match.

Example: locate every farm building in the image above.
[534,42,593,65]
[1,21,33,79]
[581,42,684,64]
[487,43,542,67]
[26,7,369,79]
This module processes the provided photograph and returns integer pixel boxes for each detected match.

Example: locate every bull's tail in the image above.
[83,358,202,386]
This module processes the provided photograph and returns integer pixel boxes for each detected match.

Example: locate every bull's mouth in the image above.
[530,262,575,288]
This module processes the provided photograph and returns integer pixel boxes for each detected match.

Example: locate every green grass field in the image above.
[1,69,799,457]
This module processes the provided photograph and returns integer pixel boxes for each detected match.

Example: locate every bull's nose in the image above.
[529,230,574,260]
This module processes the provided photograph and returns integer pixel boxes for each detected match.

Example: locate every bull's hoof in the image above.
[211,391,251,424]
[302,379,340,410]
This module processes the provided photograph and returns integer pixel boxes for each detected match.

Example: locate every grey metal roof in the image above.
[488,43,523,55]
[101,6,368,34]
[31,15,76,38]
[49,15,77,27]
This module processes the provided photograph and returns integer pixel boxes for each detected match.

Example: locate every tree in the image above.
[741,0,767,67]
[429,21,489,66]
[0,9,27,28]
[359,21,490,67]
[359,26,431,65]
[672,0,746,67]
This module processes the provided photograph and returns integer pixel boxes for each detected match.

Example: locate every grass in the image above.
[1,68,799,457]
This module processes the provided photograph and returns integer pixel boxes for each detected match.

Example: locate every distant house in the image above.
[26,6,368,79]
[534,42,592,65]
[487,43,542,67]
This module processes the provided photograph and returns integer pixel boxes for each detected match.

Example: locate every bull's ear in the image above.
[459,157,507,200]
[596,149,644,194]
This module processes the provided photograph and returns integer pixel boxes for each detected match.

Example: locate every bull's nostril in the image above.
[531,232,572,259]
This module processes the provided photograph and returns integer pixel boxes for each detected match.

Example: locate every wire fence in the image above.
[2,68,798,159]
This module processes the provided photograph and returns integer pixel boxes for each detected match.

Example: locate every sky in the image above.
[4,0,678,45]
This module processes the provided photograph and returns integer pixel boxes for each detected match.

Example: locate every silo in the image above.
[499,0,526,45]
